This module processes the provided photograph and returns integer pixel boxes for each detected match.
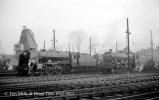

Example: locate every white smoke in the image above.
[135,63,144,71]
[8,66,13,70]
[135,55,144,71]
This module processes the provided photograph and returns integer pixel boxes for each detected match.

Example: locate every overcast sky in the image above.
[0,0,159,54]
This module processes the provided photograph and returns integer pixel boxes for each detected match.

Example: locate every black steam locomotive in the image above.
[99,51,135,74]
[18,50,136,76]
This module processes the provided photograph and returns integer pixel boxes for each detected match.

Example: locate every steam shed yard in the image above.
[0,23,159,100]
[1,0,159,100]
[0,21,159,100]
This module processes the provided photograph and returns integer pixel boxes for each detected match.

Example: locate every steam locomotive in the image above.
[18,49,136,76]
[99,51,135,74]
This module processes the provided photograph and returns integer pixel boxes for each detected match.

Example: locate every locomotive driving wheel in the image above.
[45,64,53,76]
[29,70,34,76]
[38,69,44,76]
[55,64,63,75]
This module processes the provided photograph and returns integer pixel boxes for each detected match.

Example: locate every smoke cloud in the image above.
[69,30,88,52]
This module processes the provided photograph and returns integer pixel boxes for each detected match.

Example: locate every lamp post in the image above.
[0,40,1,55]
[90,36,91,55]
[1,48,4,58]
[125,18,131,72]
[150,30,153,65]
[51,29,56,51]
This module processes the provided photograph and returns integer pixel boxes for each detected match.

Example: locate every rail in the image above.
[111,91,159,100]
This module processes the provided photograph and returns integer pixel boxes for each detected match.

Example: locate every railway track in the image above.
[1,72,158,85]
[111,91,159,100]
[0,70,18,77]
[1,80,158,100]
[1,73,159,89]
[0,73,159,100]
[0,73,104,85]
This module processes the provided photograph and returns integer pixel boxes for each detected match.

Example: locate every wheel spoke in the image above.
[29,70,34,76]
[55,65,62,75]
[45,66,53,76]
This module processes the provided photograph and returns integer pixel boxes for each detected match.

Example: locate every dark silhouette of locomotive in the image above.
[99,51,135,74]
[18,50,30,75]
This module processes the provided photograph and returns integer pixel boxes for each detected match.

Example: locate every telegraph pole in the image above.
[90,36,91,55]
[53,30,56,51]
[150,30,153,65]
[125,18,131,72]
[72,45,74,52]
[69,43,70,53]
[116,41,118,52]
[95,48,96,54]
[0,40,1,55]
[44,41,45,51]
